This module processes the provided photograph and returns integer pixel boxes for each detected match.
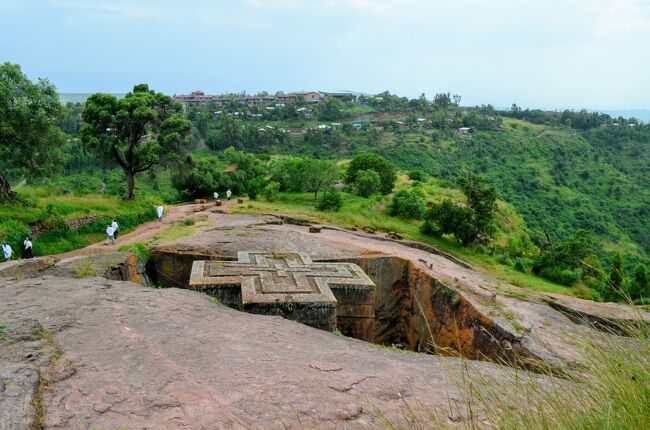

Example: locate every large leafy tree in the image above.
[344,153,396,194]
[0,62,65,201]
[81,84,192,200]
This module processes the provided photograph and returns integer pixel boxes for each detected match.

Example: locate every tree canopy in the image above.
[0,62,66,201]
[344,153,396,195]
[81,84,192,200]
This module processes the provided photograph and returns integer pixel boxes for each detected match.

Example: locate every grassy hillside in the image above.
[232,176,589,298]
[0,185,158,256]
[218,116,649,266]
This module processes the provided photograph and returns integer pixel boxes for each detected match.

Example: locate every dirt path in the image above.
[56,201,234,259]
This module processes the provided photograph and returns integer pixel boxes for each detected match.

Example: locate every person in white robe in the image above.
[105,225,115,245]
[2,243,13,261]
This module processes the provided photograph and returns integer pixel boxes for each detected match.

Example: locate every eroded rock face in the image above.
[1,275,535,429]
[0,252,149,286]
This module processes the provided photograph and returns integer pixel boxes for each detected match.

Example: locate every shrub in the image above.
[540,267,583,286]
[422,199,477,245]
[171,156,227,198]
[354,170,381,198]
[316,189,343,212]
[262,181,280,202]
[246,177,267,201]
[514,258,526,272]
[387,189,426,219]
[117,242,151,262]
[407,169,427,181]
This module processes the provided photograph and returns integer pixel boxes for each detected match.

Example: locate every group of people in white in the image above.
[1,202,206,262]
[1,204,168,264]
[1,237,33,262]
[214,189,233,202]
[105,205,166,245]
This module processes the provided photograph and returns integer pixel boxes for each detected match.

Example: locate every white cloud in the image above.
[597,0,650,36]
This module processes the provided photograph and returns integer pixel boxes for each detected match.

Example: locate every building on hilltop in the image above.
[172,90,215,106]
[290,91,323,103]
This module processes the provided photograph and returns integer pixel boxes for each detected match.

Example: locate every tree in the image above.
[630,263,650,300]
[262,181,280,202]
[0,62,66,201]
[422,199,476,245]
[608,253,628,300]
[344,154,396,195]
[387,189,426,219]
[316,188,343,211]
[81,84,192,200]
[171,155,226,198]
[317,98,344,121]
[457,173,497,240]
[302,159,339,199]
[355,170,381,198]
[532,230,601,287]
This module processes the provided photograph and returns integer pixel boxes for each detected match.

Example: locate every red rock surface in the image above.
[0,276,530,429]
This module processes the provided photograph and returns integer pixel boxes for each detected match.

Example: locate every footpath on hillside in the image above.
[56,201,233,259]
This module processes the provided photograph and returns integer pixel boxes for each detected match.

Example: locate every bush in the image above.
[316,189,343,211]
[540,267,583,286]
[408,169,427,181]
[422,199,477,245]
[262,181,280,202]
[387,189,426,219]
[171,155,227,199]
[117,242,151,262]
[533,230,601,286]
[246,176,267,201]
[354,170,381,198]
[514,258,526,272]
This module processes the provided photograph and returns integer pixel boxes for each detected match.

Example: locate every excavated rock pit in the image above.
[147,248,540,369]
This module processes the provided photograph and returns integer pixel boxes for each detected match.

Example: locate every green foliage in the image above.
[81,84,192,199]
[0,62,66,200]
[407,169,427,181]
[458,174,497,240]
[387,189,426,220]
[246,177,266,200]
[172,155,226,198]
[223,147,267,196]
[117,242,151,262]
[631,264,650,300]
[514,258,526,272]
[533,230,601,287]
[423,199,477,245]
[607,252,628,300]
[344,153,396,194]
[422,174,497,246]
[316,189,343,212]
[354,169,381,198]
[269,157,338,198]
[262,181,280,202]
[316,98,345,121]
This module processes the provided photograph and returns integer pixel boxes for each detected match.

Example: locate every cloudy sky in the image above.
[1,0,649,110]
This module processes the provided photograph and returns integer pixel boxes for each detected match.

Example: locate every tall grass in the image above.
[372,305,649,430]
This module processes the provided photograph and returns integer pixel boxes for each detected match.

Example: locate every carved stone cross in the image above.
[189,251,376,338]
